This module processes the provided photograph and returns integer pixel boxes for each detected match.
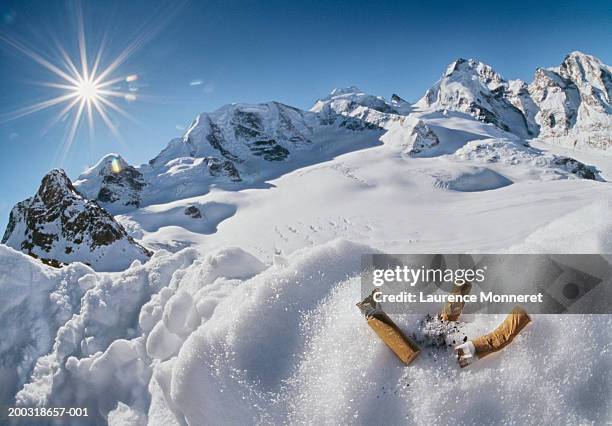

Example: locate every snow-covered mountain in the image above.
[2,169,151,270]
[416,58,533,138]
[71,52,611,216]
[529,51,612,149]
[75,154,147,208]
[310,87,446,157]
[75,100,383,212]
[311,86,411,127]
[417,52,612,149]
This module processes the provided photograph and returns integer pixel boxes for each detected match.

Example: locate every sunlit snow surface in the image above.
[1,110,611,425]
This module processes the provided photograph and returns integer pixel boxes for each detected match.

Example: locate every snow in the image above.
[118,200,237,236]
[311,86,409,127]
[431,166,513,192]
[1,51,611,425]
[6,237,610,424]
[507,201,612,254]
[0,245,94,404]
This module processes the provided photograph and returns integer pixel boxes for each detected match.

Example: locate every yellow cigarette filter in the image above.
[455,306,531,368]
[440,281,473,321]
[357,290,421,365]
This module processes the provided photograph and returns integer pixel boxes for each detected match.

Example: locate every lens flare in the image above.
[0,18,133,161]
[111,157,122,173]
[0,0,186,163]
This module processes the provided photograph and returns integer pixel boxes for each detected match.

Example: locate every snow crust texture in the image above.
[2,235,610,425]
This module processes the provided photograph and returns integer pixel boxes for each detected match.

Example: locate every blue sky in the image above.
[0,0,610,229]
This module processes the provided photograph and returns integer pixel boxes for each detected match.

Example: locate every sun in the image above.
[0,0,185,163]
[0,2,143,162]
[75,78,101,104]
[0,29,136,161]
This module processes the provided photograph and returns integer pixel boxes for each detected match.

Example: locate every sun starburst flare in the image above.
[0,0,185,163]
[0,28,135,161]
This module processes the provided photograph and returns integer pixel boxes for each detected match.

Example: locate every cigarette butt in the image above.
[366,312,421,365]
[440,281,472,321]
[357,290,420,365]
[472,306,531,359]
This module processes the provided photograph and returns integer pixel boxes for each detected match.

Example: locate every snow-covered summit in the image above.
[529,51,612,149]
[312,86,398,114]
[2,169,151,270]
[311,86,411,127]
[416,52,612,146]
[417,58,533,138]
[559,51,611,91]
[152,101,316,167]
[149,99,381,175]
[75,154,146,209]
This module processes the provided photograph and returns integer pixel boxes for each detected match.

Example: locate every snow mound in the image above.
[4,237,611,424]
[432,166,513,192]
[120,201,237,234]
[455,138,600,180]
[13,247,200,414]
[0,246,93,404]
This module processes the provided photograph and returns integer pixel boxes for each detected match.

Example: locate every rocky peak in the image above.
[390,94,412,114]
[528,51,611,148]
[444,58,505,90]
[419,58,532,138]
[37,169,79,206]
[2,169,151,271]
[559,52,610,92]
[506,79,540,136]
[406,120,440,156]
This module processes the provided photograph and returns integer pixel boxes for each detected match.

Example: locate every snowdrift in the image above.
[431,167,513,192]
[2,237,610,425]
